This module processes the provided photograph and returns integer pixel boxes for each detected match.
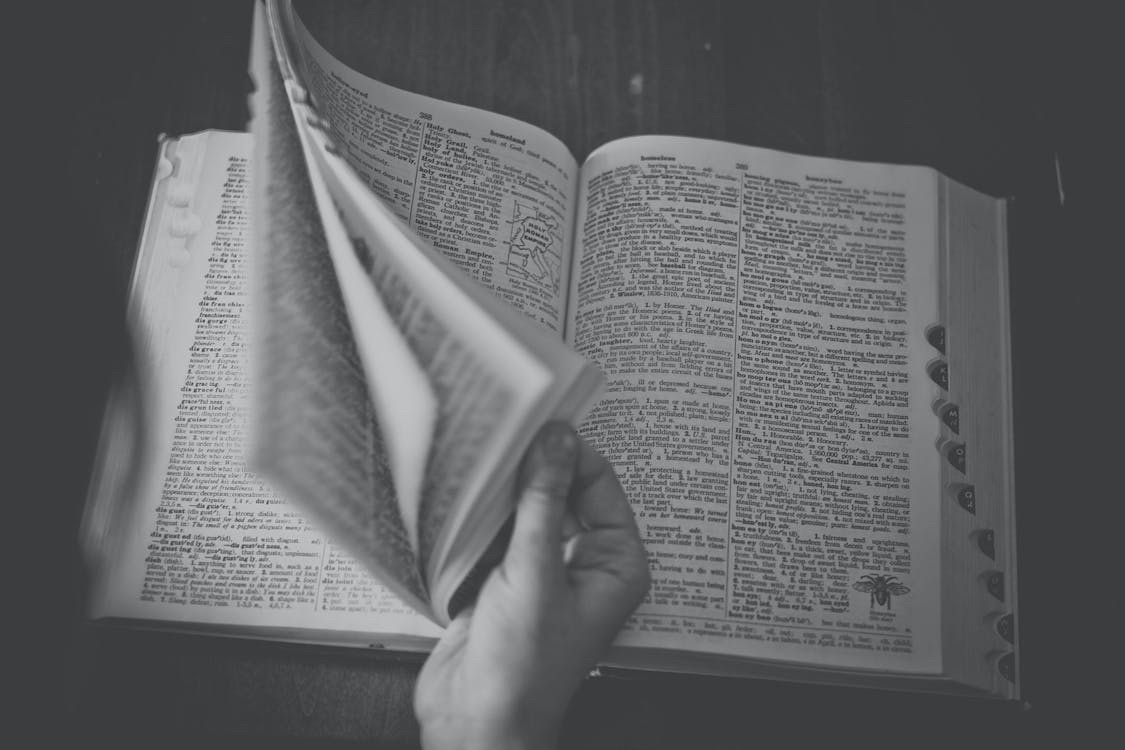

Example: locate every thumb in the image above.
[423,604,472,672]
[505,421,578,577]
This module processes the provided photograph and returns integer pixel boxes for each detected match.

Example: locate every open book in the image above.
[83,0,1018,699]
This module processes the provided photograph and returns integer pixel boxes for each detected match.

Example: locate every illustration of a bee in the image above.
[853,574,910,610]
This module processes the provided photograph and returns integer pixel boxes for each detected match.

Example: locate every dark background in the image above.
[11,1,1119,747]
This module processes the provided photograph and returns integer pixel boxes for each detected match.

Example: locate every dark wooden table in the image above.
[17,0,1118,746]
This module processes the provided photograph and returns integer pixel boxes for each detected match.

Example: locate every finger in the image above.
[439,604,473,650]
[506,421,578,575]
[420,605,473,677]
[569,437,638,531]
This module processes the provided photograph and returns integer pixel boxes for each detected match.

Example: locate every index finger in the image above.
[570,437,638,530]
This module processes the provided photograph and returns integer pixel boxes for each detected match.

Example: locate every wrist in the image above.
[418,694,567,750]
[420,719,560,750]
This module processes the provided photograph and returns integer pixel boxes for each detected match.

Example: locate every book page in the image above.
[262,2,603,622]
[87,129,439,643]
[289,6,579,335]
[569,136,943,674]
[250,19,447,619]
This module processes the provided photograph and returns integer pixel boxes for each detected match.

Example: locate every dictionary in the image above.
[83,0,1018,699]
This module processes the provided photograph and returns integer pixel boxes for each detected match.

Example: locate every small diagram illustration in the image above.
[853,574,910,610]
[504,200,562,295]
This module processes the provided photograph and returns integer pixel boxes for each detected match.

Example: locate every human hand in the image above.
[414,421,651,750]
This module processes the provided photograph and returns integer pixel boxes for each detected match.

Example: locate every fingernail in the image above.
[539,421,577,464]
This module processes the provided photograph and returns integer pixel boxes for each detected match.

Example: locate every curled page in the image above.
[258,1,436,558]
[261,0,603,620]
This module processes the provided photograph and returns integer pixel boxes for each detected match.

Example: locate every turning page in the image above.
[287,3,580,334]
[569,136,944,674]
[261,0,603,620]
